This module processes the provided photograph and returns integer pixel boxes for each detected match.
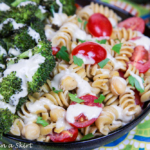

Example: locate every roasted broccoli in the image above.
[0,0,15,6]
[40,0,76,16]
[0,39,7,75]
[11,0,40,7]
[0,108,18,138]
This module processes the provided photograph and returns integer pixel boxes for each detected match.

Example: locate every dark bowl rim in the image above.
[3,0,150,146]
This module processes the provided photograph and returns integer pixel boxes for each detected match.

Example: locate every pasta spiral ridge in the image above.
[111,28,138,41]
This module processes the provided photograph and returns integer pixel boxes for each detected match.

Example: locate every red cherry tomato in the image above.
[72,42,107,64]
[118,17,145,33]
[49,128,78,142]
[129,45,150,73]
[67,95,103,128]
[118,70,125,79]
[52,47,60,55]
[87,13,112,37]
[75,3,80,9]
[134,89,144,108]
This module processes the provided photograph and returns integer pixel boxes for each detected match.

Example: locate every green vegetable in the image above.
[83,21,87,30]
[56,46,70,62]
[73,56,84,67]
[78,18,82,23]
[98,58,110,68]
[112,43,122,54]
[36,117,49,127]
[11,0,40,7]
[128,75,144,93]
[52,87,63,94]
[94,94,105,104]
[68,93,84,103]
[96,39,107,44]
[0,108,18,138]
[78,39,86,43]
[81,133,94,141]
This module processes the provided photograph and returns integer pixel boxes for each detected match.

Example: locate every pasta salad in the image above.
[1,0,150,143]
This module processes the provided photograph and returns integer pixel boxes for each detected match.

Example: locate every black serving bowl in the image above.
[2,0,150,149]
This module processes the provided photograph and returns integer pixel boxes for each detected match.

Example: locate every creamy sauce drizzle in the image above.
[3,54,45,106]
[8,46,21,56]
[0,18,25,30]
[17,1,36,7]
[66,103,102,123]
[0,45,7,56]
[38,5,47,13]
[51,69,94,97]
[0,3,10,11]
[56,0,63,14]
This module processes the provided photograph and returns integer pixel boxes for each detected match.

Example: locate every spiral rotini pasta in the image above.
[111,28,138,41]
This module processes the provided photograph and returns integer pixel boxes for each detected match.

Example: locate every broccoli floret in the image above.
[0,108,18,138]
[0,0,15,5]
[16,97,27,111]
[19,40,55,93]
[11,0,40,7]
[41,0,76,16]
[30,18,46,40]
[5,26,37,55]
[0,39,7,75]
[0,72,22,103]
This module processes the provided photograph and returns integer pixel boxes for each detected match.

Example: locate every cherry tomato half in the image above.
[52,47,60,55]
[72,42,107,64]
[49,128,78,142]
[129,45,150,73]
[118,17,145,33]
[67,95,103,128]
[87,13,112,37]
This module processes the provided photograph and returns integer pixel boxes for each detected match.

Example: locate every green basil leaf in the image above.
[81,133,94,141]
[94,94,105,104]
[112,43,122,54]
[83,21,87,30]
[69,93,84,103]
[36,117,49,127]
[98,58,110,68]
[96,39,107,44]
[73,55,84,67]
[78,18,82,23]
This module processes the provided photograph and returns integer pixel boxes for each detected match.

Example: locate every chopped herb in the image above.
[56,46,70,62]
[69,93,84,103]
[112,43,122,54]
[94,94,105,104]
[50,5,55,18]
[52,87,63,94]
[36,117,49,127]
[81,133,94,140]
[96,39,107,44]
[98,58,110,68]
[73,55,84,67]
[78,18,82,23]
[83,21,88,30]
[128,76,144,93]
[78,39,86,43]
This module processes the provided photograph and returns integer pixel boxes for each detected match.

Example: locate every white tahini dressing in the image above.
[108,18,117,28]
[0,64,5,69]
[76,51,95,64]
[45,25,57,41]
[38,5,47,13]
[56,0,63,14]
[17,1,36,7]
[0,2,10,11]
[107,51,125,70]
[111,105,133,122]
[130,32,150,51]
[51,13,68,27]
[0,45,7,56]
[129,71,144,90]
[27,27,41,44]
[0,101,16,114]
[0,18,25,30]
[8,46,21,56]
[51,69,94,97]
[66,103,102,123]
[3,54,45,106]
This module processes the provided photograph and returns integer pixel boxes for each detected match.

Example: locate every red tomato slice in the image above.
[67,95,103,128]
[129,45,150,73]
[52,47,60,55]
[72,42,107,64]
[87,13,112,37]
[118,17,145,33]
[75,3,80,9]
[49,128,78,142]
[134,89,144,108]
